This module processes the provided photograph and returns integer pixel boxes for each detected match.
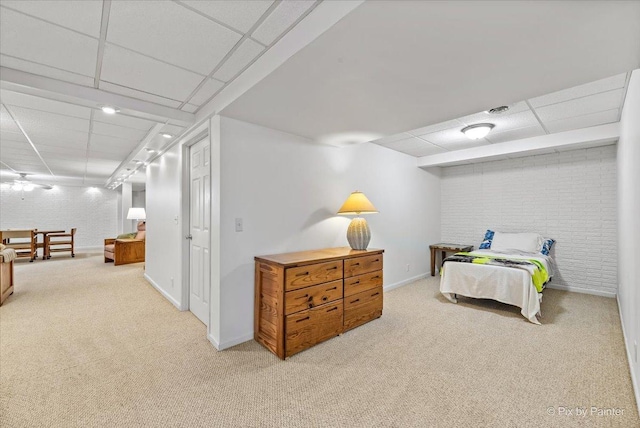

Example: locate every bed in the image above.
[439,231,555,324]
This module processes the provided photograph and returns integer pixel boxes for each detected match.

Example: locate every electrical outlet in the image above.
[235,218,243,232]
[406,264,410,272]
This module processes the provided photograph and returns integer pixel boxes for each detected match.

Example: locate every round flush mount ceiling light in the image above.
[161,133,173,139]
[101,106,119,114]
[461,123,495,140]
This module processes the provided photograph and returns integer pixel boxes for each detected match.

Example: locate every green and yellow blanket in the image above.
[442,252,549,292]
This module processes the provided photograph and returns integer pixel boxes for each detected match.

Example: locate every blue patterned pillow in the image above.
[479,230,495,249]
[540,238,555,256]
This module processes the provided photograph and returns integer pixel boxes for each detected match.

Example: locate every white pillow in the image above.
[490,232,542,253]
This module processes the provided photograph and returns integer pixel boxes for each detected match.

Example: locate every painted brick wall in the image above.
[0,185,118,249]
[441,145,617,296]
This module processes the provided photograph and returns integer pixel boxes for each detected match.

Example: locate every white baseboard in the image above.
[384,273,428,292]
[616,294,640,417]
[545,283,616,298]
[143,273,183,310]
[207,332,253,351]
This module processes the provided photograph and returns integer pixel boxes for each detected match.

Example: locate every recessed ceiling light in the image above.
[101,106,119,115]
[488,105,509,114]
[461,123,495,140]
[161,133,173,139]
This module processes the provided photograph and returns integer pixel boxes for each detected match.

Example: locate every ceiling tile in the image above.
[98,81,182,108]
[100,44,205,102]
[92,122,148,141]
[108,1,241,75]
[37,145,88,158]
[379,136,447,157]
[0,105,21,133]
[419,126,490,151]
[529,73,628,108]
[544,109,620,134]
[9,107,90,134]
[213,39,264,82]
[180,0,274,33]
[456,101,532,126]
[27,129,89,148]
[0,8,98,76]
[90,134,138,150]
[0,129,28,144]
[188,78,225,106]
[484,124,546,144]
[407,119,465,137]
[534,89,624,123]
[93,112,157,132]
[251,0,315,45]
[0,54,94,87]
[371,132,413,146]
[1,0,103,38]
[1,90,92,119]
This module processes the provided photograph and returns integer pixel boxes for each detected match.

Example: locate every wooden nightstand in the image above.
[429,243,474,276]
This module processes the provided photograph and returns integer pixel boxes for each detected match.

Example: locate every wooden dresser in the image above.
[254,247,384,359]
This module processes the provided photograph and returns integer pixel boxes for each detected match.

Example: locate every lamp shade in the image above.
[337,191,378,215]
[127,207,146,220]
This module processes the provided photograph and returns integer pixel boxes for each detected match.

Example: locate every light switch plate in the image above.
[235,218,243,232]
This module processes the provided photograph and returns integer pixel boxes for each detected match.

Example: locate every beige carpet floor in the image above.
[0,254,638,427]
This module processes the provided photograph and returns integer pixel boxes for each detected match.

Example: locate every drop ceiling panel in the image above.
[1,1,103,38]
[92,121,148,141]
[534,89,624,122]
[98,81,183,109]
[420,127,489,151]
[484,124,546,144]
[37,145,88,158]
[108,1,242,75]
[382,137,447,157]
[93,113,156,132]
[0,105,21,133]
[529,73,627,108]
[100,44,205,102]
[213,39,264,82]
[86,150,126,161]
[457,101,532,126]
[372,132,413,146]
[251,0,315,45]
[0,54,94,87]
[90,134,139,150]
[3,162,48,173]
[0,129,27,144]
[1,91,92,119]
[0,8,98,76]
[544,109,620,134]
[188,78,225,106]
[180,0,274,33]
[407,120,465,138]
[27,129,89,148]
[9,107,90,134]
[0,140,28,151]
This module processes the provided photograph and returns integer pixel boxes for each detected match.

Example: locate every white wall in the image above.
[618,69,640,412]
[217,116,441,347]
[440,145,617,296]
[0,185,118,248]
[145,144,184,307]
[132,190,146,211]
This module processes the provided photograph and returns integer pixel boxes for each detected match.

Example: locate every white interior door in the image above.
[189,138,210,325]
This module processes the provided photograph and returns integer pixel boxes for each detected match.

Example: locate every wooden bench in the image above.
[0,230,36,262]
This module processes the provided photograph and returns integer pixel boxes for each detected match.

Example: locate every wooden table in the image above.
[35,230,64,259]
[429,243,474,276]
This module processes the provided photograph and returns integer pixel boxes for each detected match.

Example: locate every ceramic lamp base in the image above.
[346,217,371,250]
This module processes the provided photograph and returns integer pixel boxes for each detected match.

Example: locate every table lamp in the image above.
[127,207,146,223]
[337,191,378,250]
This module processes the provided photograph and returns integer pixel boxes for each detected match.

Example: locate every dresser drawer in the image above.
[344,270,382,297]
[285,260,343,291]
[344,286,383,331]
[344,254,382,278]
[285,279,343,315]
[286,301,343,357]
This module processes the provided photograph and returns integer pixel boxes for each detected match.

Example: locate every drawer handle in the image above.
[371,292,380,297]
[326,286,337,291]
[326,266,338,270]
[350,298,360,304]
[296,316,310,323]
[352,280,360,284]
[308,303,313,308]
[371,276,380,279]
[295,294,309,300]
[326,307,338,312]
[322,296,328,301]
[352,262,360,266]
[296,272,309,277]
[374,259,380,262]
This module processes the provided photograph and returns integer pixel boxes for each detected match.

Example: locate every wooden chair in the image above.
[104,222,145,266]
[0,230,36,262]
[45,228,76,258]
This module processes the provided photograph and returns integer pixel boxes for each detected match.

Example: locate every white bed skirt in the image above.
[440,262,542,324]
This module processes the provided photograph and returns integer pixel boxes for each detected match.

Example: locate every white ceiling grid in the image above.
[372,73,629,157]
[0,0,320,187]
